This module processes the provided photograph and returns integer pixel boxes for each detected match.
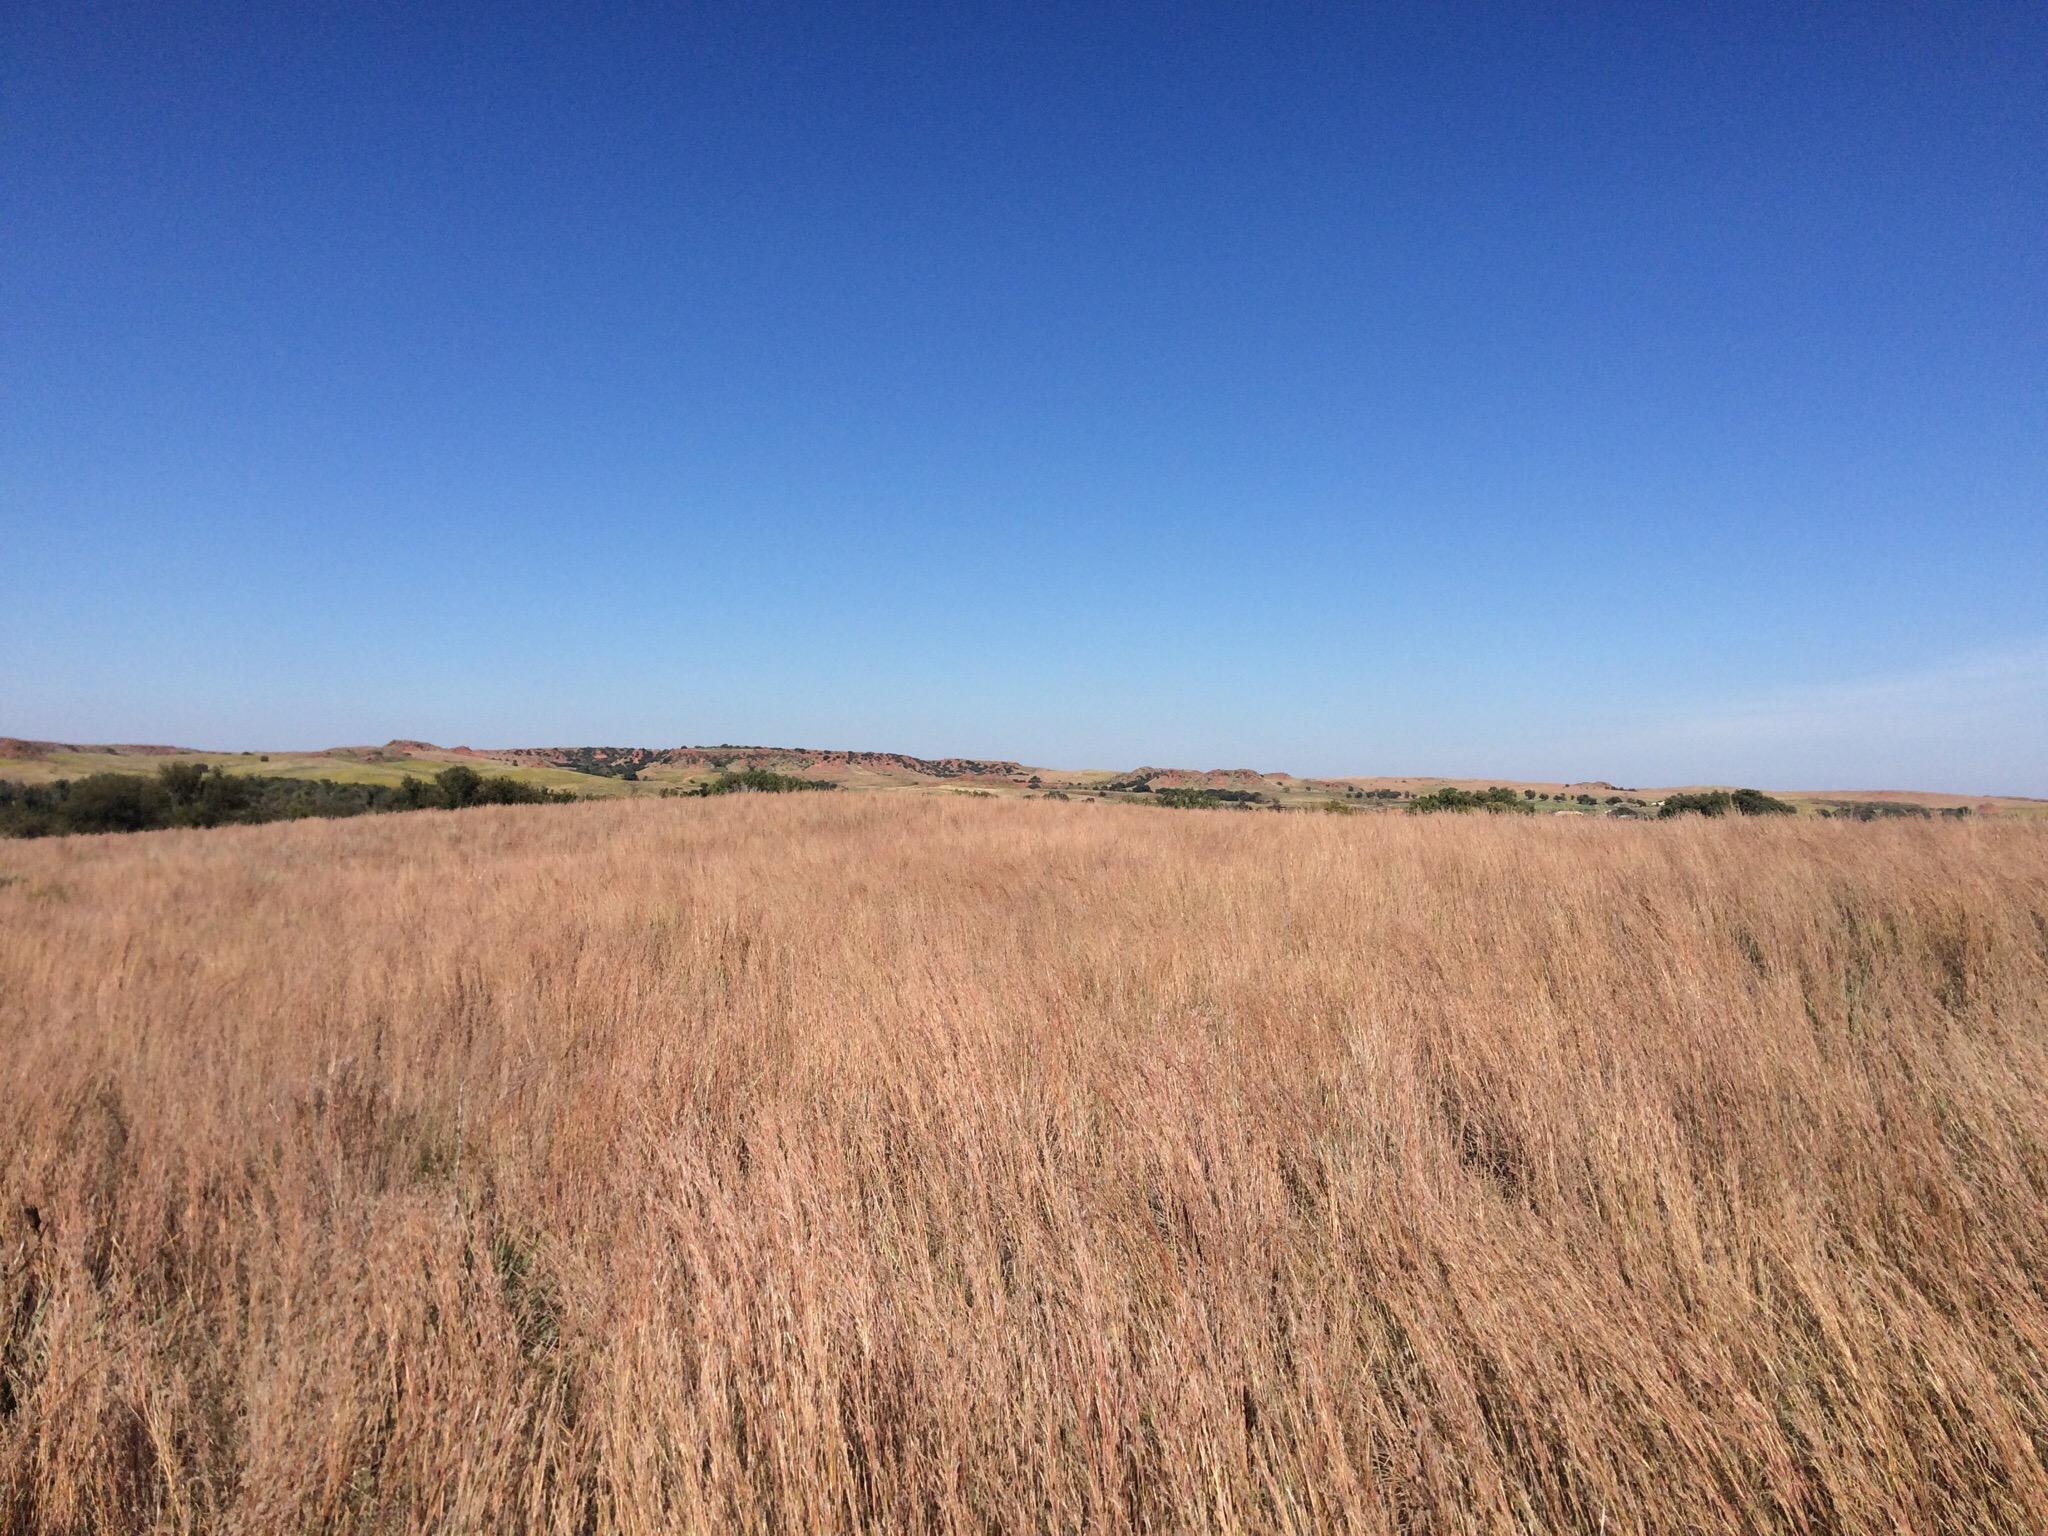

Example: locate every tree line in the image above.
[0,763,570,839]
[1655,789,1796,818]
[662,767,837,797]
[1395,785,1802,818]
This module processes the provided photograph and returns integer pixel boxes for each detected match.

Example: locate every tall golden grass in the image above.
[1,795,2045,1533]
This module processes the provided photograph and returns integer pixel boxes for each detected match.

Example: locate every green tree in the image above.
[58,774,172,834]
[1408,786,1531,815]
[1730,788,1796,816]
[1658,789,1795,819]
[157,762,210,806]
[697,768,835,796]
[436,766,483,808]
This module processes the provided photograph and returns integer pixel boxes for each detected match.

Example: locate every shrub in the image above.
[1818,800,1933,822]
[1730,789,1796,817]
[435,766,484,808]
[696,768,835,796]
[54,773,173,834]
[469,774,570,807]
[1154,787,1269,810]
[1659,792,1731,818]
[1408,786,1532,815]
[158,762,210,805]
[1658,789,1796,819]
[0,764,572,841]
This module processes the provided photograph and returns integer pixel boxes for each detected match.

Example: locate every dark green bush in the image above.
[1816,799,1932,822]
[470,773,564,806]
[0,762,572,840]
[45,774,171,834]
[1407,786,1532,815]
[1658,789,1796,819]
[694,767,836,796]
[1153,786,1269,810]
[435,766,483,807]
[1730,789,1796,816]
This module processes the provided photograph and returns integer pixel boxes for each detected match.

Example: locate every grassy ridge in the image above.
[0,749,635,797]
[2,798,2044,1531]
[6,745,2040,816]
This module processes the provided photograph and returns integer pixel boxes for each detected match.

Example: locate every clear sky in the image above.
[5,2,2044,791]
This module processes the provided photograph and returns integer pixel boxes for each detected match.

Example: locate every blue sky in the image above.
[5,2,2044,790]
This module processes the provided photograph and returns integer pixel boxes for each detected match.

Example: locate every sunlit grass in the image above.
[2,797,2044,1532]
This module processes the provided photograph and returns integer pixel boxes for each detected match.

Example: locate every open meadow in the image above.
[2,795,2045,1533]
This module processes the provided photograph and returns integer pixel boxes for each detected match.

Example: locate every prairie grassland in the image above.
[1,797,2045,1534]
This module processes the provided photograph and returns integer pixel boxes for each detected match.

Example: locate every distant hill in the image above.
[404,742,1028,782]
[0,737,194,759]
[2,737,2041,817]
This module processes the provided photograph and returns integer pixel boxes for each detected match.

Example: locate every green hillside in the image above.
[0,749,635,798]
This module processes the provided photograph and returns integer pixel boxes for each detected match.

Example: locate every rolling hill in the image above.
[1,736,2040,817]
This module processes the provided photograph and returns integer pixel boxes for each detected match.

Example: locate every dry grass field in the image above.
[2,796,2045,1534]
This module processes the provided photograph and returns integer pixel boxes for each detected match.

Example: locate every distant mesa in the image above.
[1,737,192,758]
